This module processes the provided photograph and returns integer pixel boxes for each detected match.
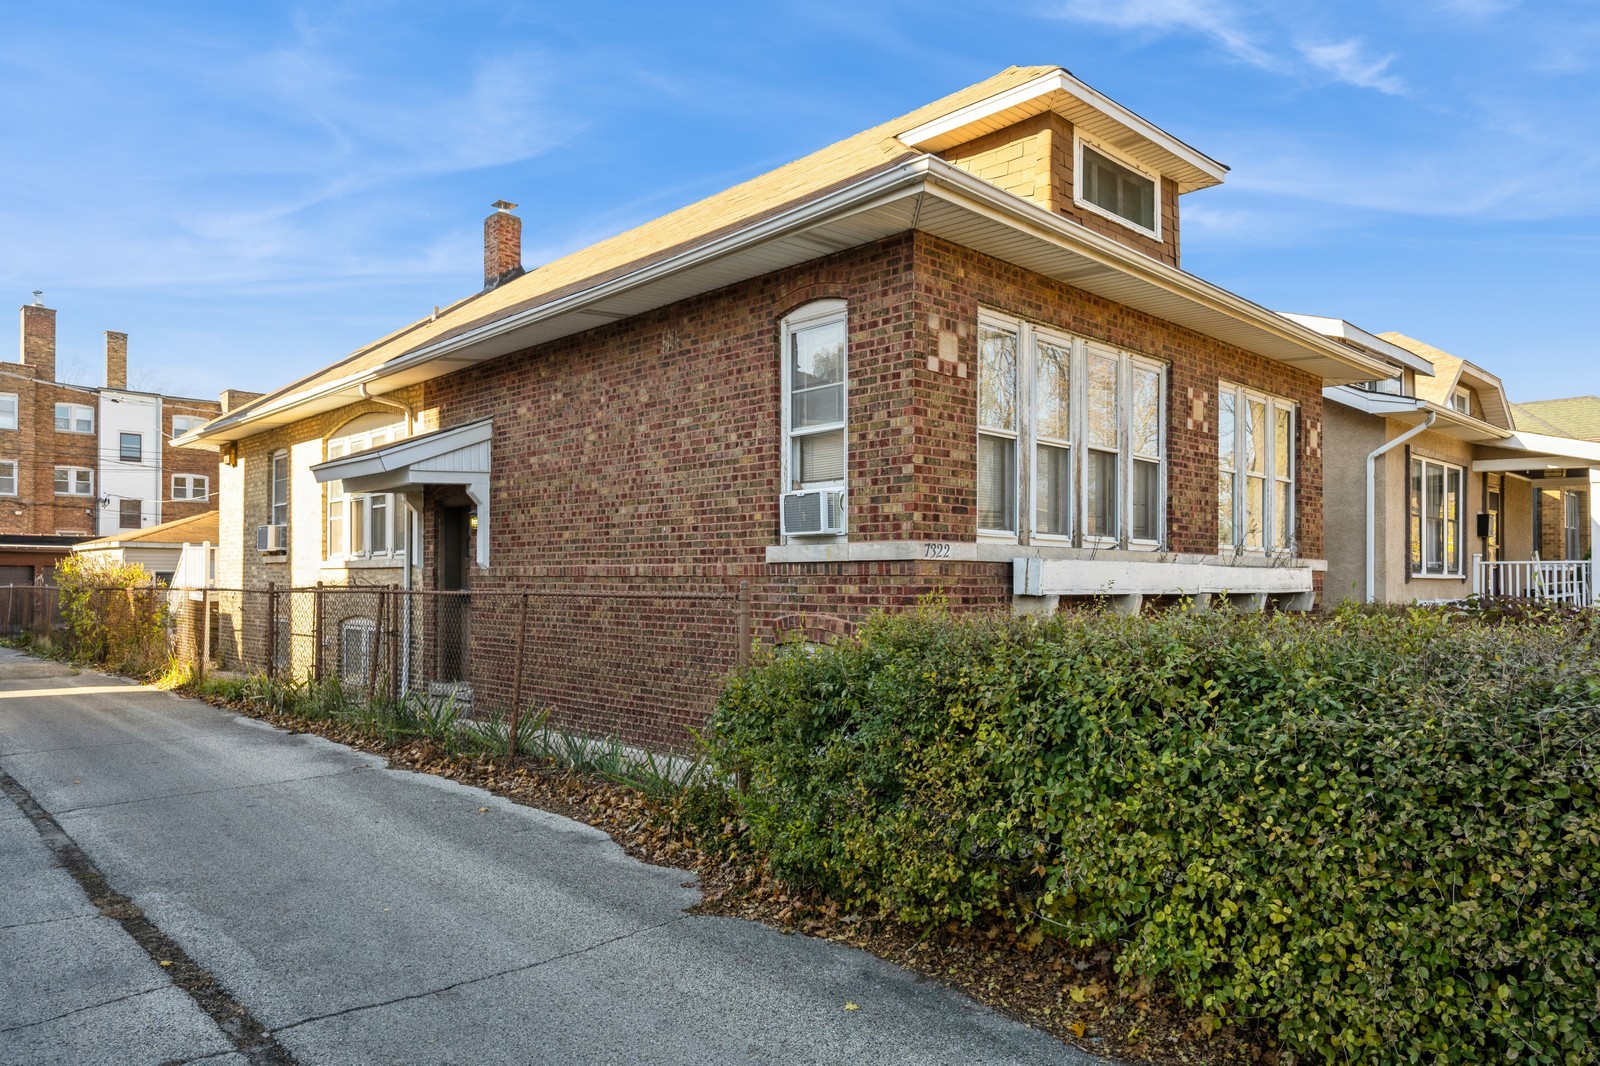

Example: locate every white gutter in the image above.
[1367,412,1436,604]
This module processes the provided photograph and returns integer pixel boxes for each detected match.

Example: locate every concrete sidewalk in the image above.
[0,648,1102,1066]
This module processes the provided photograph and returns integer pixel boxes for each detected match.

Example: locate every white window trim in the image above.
[338,617,377,683]
[269,450,289,528]
[1218,384,1298,556]
[1072,131,1162,241]
[0,393,17,431]
[172,473,210,501]
[171,415,206,439]
[54,403,94,434]
[779,299,849,528]
[978,310,1167,550]
[54,466,94,497]
[1450,387,1472,415]
[0,459,16,496]
[324,421,408,562]
[1410,456,1465,579]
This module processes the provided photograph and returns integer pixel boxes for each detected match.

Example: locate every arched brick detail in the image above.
[770,612,854,644]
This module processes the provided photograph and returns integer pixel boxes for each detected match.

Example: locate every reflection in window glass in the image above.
[978,434,1015,532]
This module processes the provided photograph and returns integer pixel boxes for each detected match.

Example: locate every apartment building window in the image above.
[1218,385,1297,553]
[119,499,142,530]
[269,451,289,527]
[54,466,93,496]
[171,415,206,439]
[1076,138,1158,237]
[0,460,15,495]
[172,474,209,501]
[978,312,1165,546]
[0,394,17,430]
[1410,457,1464,577]
[55,403,94,433]
[119,432,142,463]
[325,417,407,560]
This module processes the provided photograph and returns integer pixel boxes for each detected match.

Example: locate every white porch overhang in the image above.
[311,418,493,568]
[1324,387,1512,442]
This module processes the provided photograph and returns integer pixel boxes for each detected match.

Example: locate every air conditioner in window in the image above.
[256,523,289,553]
[782,488,846,536]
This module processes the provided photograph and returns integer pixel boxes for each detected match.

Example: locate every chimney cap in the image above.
[31,290,43,306]
[491,199,518,213]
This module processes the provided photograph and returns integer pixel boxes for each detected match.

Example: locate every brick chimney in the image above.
[20,292,56,381]
[220,389,263,413]
[483,200,523,290]
[105,331,128,390]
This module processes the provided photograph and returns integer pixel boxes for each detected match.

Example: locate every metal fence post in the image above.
[312,581,324,682]
[367,585,385,696]
[266,582,278,675]
[509,590,530,760]
[736,580,751,668]
[199,585,211,682]
[388,584,400,700]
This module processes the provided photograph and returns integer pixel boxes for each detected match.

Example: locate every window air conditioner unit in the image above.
[256,523,289,552]
[782,488,846,536]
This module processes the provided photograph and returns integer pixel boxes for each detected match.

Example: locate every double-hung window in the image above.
[779,300,848,536]
[978,312,1165,547]
[119,432,142,463]
[172,474,209,501]
[1218,385,1296,553]
[0,394,17,430]
[55,403,93,433]
[269,451,289,527]
[119,499,142,530]
[0,460,16,495]
[54,466,93,496]
[1564,491,1584,560]
[1409,457,1463,577]
[325,417,407,561]
[171,415,206,439]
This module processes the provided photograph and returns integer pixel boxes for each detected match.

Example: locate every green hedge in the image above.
[708,604,1599,1064]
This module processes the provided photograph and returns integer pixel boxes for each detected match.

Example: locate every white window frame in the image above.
[1450,387,1472,415]
[779,298,849,500]
[324,420,407,562]
[1218,384,1297,555]
[977,311,1167,549]
[54,466,93,496]
[171,415,206,439]
[0,393,17,430]
[338,618,377,683]
[0,459,16,496]
[55,403,94,434]
[1073,132,1162,240]
[172,473,210,501]
[1410,456,1465,578]
[1564,491,1584,560]
[269,450,289,528]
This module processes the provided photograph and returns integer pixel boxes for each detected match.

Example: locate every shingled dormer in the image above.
[898,68,1226,268]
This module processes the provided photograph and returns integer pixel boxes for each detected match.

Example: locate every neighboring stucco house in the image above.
[1302,316,1600,606]
[181,66,1397,744]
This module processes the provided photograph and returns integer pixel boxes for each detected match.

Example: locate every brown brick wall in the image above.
[0,365,102,538]
[162,398,226,522]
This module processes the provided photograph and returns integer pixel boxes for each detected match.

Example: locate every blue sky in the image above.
[2,0,1596,404]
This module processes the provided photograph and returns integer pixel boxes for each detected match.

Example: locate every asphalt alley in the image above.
[0,647,1102,1066]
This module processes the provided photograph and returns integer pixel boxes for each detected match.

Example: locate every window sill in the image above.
[765,540,1328,570]
[1071,195,1161,242]
[322,557,408,570]
[1410,573,1467,581]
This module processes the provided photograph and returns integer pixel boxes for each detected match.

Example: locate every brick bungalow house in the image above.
[181,66,1395,745]
[1299,316,1600,606]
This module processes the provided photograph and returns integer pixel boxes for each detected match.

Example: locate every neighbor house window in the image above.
[1218,385,1297,553]
[338,618,377,683]
[119,499,142,530]
[54,466,93,496]
[172,474,209,501]
[978,312,1165,546]
[324,416,407,561]
[119,432,142,463]
[1076,139,1158,236]
[1410,457,1464,577]
[1449,387,1472,415]
[0,460,15,495]
[0,394,17,430]
[171,415,206,439]
[55,403,93,433]
[269,450,289,527]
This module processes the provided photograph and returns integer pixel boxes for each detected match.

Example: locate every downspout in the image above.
[358,384,418,691]
[1367,412,1436,604]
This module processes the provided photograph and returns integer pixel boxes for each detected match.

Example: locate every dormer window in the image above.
[1076,139,1158,237]
[1450,387,1472,415]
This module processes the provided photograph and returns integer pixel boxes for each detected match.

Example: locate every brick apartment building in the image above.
[0,296,224,583]
[184,65,1399,746]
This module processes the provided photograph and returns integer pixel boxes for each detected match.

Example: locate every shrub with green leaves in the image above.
[54,554,167,673]
[708,603,1599,1064]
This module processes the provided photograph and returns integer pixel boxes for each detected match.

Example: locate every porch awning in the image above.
[311,418,493,567]
[1472,430,1600,481]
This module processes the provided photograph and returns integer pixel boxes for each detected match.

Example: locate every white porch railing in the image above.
[1472,555,1595,606]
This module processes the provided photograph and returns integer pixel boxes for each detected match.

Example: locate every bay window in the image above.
[1218,385,1296,553]
[1409,456,1463,577]
[978,312,1165,546]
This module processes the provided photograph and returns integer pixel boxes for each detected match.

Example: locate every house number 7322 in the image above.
[922,543,952,559]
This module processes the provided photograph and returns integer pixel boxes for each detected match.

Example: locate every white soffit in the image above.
[1280,314,1436,376]
[896,70,1228,193]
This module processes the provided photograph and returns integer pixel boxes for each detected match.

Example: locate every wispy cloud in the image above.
[1296,39,1407,95]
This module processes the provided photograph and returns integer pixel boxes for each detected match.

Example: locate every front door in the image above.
[437,505,472,682]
